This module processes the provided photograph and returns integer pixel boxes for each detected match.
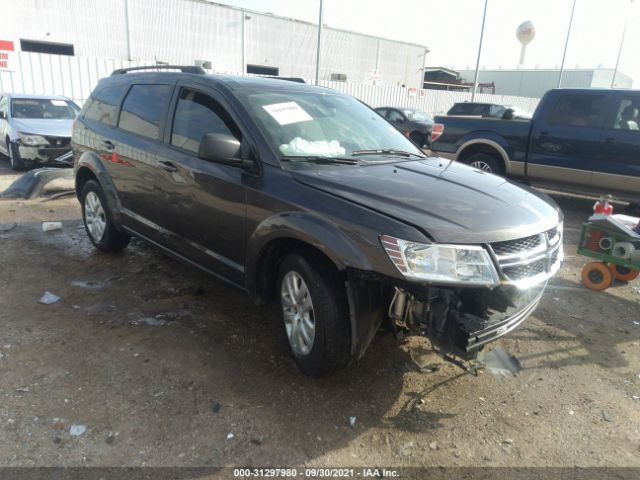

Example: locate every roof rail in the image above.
[111,65,206,76]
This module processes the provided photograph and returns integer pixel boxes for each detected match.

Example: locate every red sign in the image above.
[407,87,417,97]
[0,40,14,70]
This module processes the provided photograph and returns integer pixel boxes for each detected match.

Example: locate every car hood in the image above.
[10,118,73,137]
[292,157,562,244]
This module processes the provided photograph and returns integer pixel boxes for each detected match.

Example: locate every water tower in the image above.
[516,21,535,66]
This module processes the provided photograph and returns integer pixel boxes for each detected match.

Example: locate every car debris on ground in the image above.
[42,221,62,232]
[39,291,61,305]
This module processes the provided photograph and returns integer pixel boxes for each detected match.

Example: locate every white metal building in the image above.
[2,0,429,88]
[457,68,634,98]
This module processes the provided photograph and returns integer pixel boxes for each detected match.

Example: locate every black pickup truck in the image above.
[431,88,640,203]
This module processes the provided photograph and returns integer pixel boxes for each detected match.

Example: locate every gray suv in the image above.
[72,66,563,376]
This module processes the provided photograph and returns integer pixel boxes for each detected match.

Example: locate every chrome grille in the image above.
[489,224,563,287]
[502,259,546,280]
[492,234,542,256]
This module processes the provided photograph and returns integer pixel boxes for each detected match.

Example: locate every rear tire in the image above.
[7,139,24,171]
[463,152,503,175]
[81,180,130,252]
[277,253,351,376]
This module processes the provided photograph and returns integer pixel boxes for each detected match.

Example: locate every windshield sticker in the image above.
[50,100,67,106]
[262,102,313,125]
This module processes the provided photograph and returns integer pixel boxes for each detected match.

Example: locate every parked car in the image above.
[0,93,80,170]
[375,107,433,148]
[447,101,532,120]
[72,66,562,376]
[432,89,640,204]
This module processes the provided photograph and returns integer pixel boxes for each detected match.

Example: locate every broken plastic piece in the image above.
[70,424,86,436]
[39,291,61,305]
[42,222,62,232]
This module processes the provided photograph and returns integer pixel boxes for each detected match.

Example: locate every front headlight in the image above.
[381,235,500,286]
[17,132,48,146]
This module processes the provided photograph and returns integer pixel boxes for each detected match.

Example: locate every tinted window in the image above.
[83,85,126,126]
[118,84,173,139]
[549,95,604,128]
[375,108,387,118]
[171,89,241,154]
[388,110,404,122]
[611,96,640,131]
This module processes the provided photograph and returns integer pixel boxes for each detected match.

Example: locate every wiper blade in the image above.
[351,149,425,158]
[281,156,359,165]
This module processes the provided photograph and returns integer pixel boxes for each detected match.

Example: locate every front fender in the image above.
[246,211,386,359]
[246,211,374,284]
[75,151,124,227]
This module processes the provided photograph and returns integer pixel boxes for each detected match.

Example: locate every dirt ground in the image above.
[1,157,640,471]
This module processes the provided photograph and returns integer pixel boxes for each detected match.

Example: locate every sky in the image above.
[215,0,640,85]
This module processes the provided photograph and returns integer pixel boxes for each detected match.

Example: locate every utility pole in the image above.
[612,0,635,88]
[124,0,132,61]
[471,0,488,101]
[558,0,577,88]
[315,0,324,85]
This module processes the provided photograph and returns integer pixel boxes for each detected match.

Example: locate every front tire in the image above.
[81,180,130,252]
[463,152,503,175]
[277,253,351,376]
[7,139,24,171]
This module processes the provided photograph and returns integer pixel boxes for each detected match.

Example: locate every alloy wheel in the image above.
[470,160,493,172]
[281,271,316,356]
[84,191,107,242]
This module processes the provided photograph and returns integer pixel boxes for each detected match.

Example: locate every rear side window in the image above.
[83,85,125,126]
[549,95,604,128]
[388,110,404,122]
[171,89,241,154]
[610,96,640,131]
[118,84,173,140]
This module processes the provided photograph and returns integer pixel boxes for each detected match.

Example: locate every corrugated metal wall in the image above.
[2,0,427,88]
[0,51,540,116]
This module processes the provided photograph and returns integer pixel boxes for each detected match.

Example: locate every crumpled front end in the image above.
[17,135,72,164]
[385,224,563,359]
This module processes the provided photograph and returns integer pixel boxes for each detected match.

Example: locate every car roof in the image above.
[3,93,73,101]
[100,71,340,96]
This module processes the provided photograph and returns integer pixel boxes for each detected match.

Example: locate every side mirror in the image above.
[198,132,244,165]
[502,108,515,120]
[0,111,5,119]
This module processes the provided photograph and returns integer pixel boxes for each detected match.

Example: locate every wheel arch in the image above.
[246,212,373,304]
[75,151,124,227]
[457,138,511,174]
[246,215,388,360]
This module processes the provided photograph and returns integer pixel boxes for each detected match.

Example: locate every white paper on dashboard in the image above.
[262,102,313,125]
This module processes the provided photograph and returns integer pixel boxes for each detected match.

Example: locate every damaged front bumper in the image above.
[18,144,72,164]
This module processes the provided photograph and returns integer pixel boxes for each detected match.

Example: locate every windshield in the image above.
[10,98,80,120]
[403,109,431,122]
[236,89,424,161]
